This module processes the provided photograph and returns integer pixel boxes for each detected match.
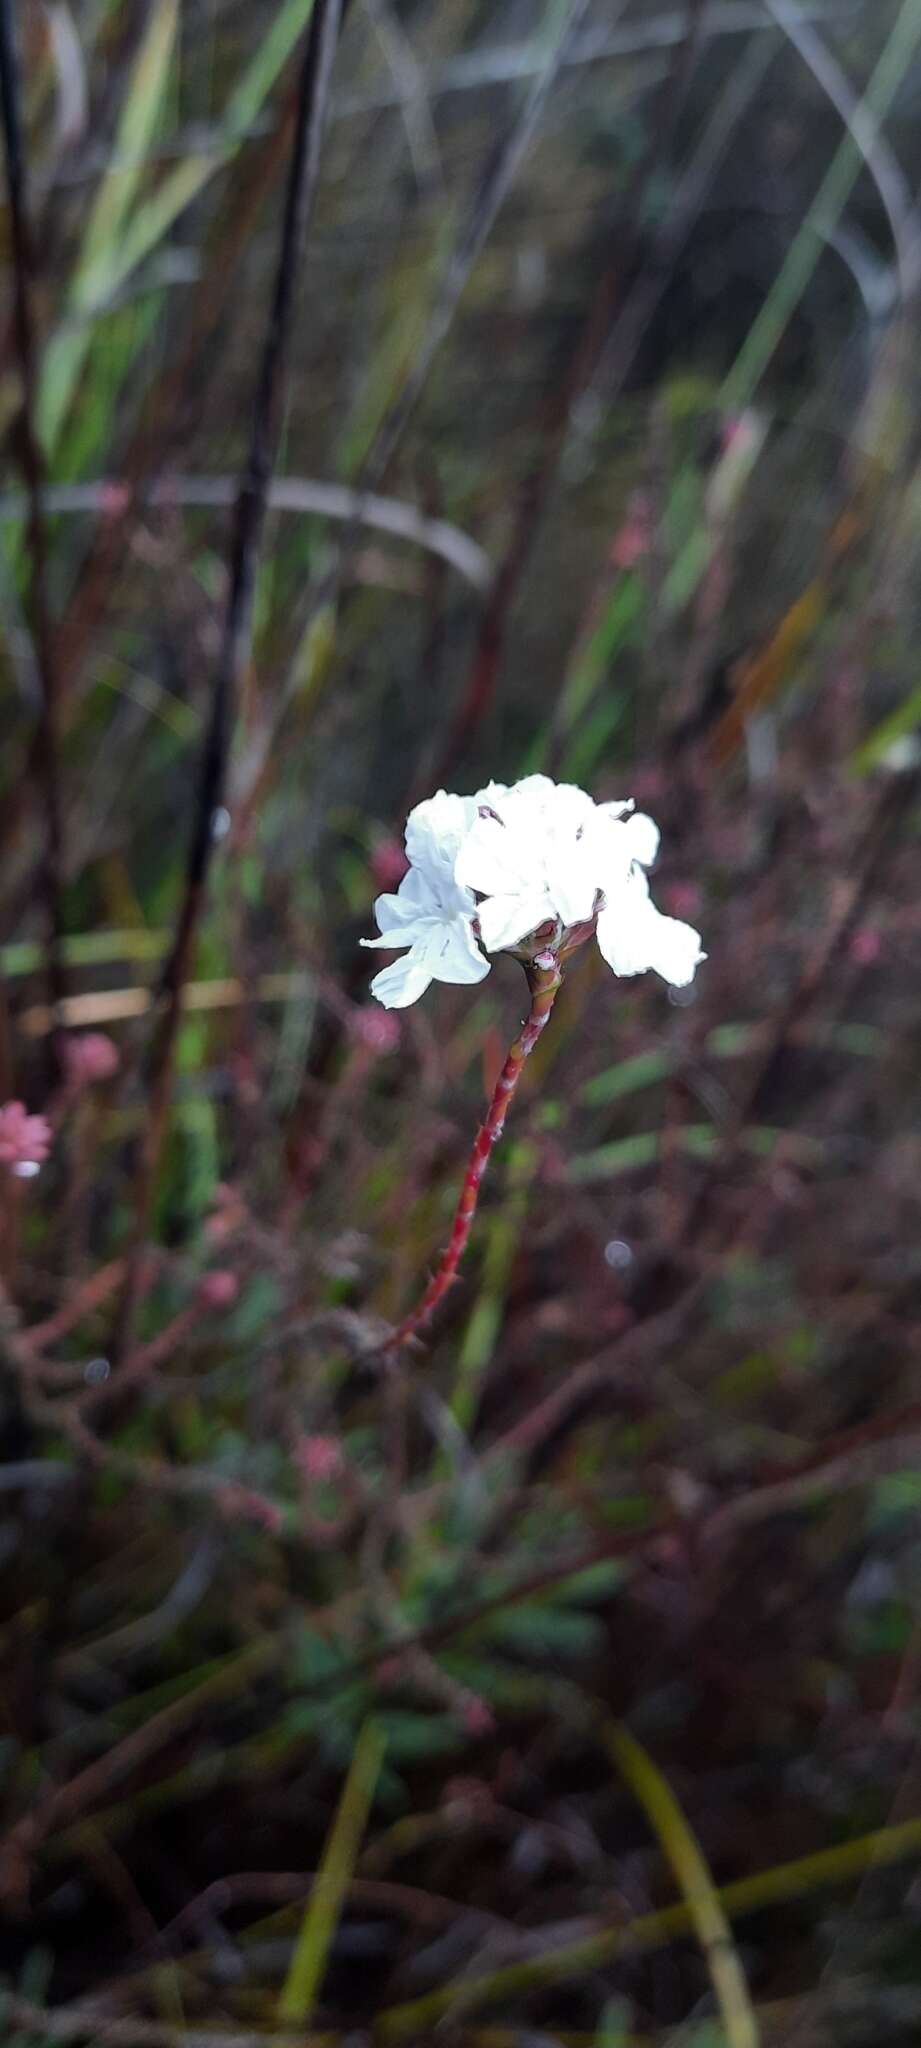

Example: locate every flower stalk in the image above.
[386,951,562,1350]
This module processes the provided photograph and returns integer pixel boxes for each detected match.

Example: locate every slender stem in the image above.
[386,955,562,1351]
[111,0,344,1363]
[0,1,67,1075]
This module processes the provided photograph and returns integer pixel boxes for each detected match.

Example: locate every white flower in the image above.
[455,774,602,948]
[363,774,704,1006]
[455,772,703,985]
[361,790,491,1009]
[453,773,699,977]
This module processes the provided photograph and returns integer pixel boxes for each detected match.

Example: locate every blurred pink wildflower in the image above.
[197,1269,240,1310]
[0,1101,53,1174]
[349,1006,400,1054]
[61,1032,120,1087]
[295,1432,344,1482]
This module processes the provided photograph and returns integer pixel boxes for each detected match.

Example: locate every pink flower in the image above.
[375,1654,408,1690]
[849,926,881,967]
[0,1101,53,1173]
[61,1032,120,1087]
[204,1183,247,1244]
[611,492,653,570]
[197,1269,240,1310]
[662,880,701,921]
[295,1433,344,1483]
[349,1006,400,1054]
[98,480,131,520]
[370,837,409,890]
[460,1695,496,1739]
[216,1482,284,1533]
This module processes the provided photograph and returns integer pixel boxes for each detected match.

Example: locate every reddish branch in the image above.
[385,953,562,1350]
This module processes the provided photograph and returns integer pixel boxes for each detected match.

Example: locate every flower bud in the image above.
[197,1269,239,1310]
[0,1101,52,1171]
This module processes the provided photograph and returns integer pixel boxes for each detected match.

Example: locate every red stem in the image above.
[386,954,563,1350]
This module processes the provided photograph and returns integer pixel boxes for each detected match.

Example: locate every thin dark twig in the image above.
[0,0,66,1067]
[112,0,345,1361]
[359,0,597,494]
[684,764,921,1248]
[430,0,707,785]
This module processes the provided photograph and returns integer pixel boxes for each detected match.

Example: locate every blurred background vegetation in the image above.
[3,2,921,2042]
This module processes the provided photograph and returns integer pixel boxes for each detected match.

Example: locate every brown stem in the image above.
[111,0,344,1364]
[0,2,67,1076]
[385,954,563,1351]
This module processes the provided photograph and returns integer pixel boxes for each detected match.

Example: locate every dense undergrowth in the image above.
[2,3,921,2043]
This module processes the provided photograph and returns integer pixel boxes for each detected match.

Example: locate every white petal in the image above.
[585,806,650,894]
[361,925,426,950]
[621,811,660,868]
[472,779,509,807]
[428,919,492,985]
[454,816,530,897]
[507,773,558,806]
[649,917,705,987]
[545,837,598,924]
[405,791,476,877]
[369,949,435,1008]
[477,888,553,953]
[369,866,435,933]
[596,876,703,986]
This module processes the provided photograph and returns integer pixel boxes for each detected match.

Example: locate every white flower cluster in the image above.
[363,775,704,1009]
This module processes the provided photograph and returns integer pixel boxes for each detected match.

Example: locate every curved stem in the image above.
[386,953,562,1351]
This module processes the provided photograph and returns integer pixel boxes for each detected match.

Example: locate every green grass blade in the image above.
[847,679,921,777]
[39,0,179,451]
[77,0,180,298]
[39,0,319,455]
[377,1814,921,2037]
[720,0,921,413]
[277,1717,386,2025]
[604,1719,760,2048]
[104,0,319,291]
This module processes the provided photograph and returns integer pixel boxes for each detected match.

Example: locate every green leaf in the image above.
[581,1048,672,1109]
[40,0,180,451]
[39,0,320,453]
[376,1710,460,1762]
[847,682,921,777]
[278,1718,385,2025]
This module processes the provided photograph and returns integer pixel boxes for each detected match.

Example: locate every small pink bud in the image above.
[295,1433,344,1482]
[375,1654,407,1690]
[849,926,881,966]
[61,1032,120,1087]
[216,1481,283,1533]
[441,1775,493,1818]
[204,1182,246,1244]
[370,837,408,889]
[197,1269,239,1310]
[0,1101,52,1171]
[611,491,653,570]
[349,1006,400,1054]
[719,411,758,457]
[662,880,701,920]
[460,1695,495,1739]
[98,480,131,520]
[628,765,665,803]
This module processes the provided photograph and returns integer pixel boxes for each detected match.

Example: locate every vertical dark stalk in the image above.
[113,0,345,1359]
[0,1,66,1068]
